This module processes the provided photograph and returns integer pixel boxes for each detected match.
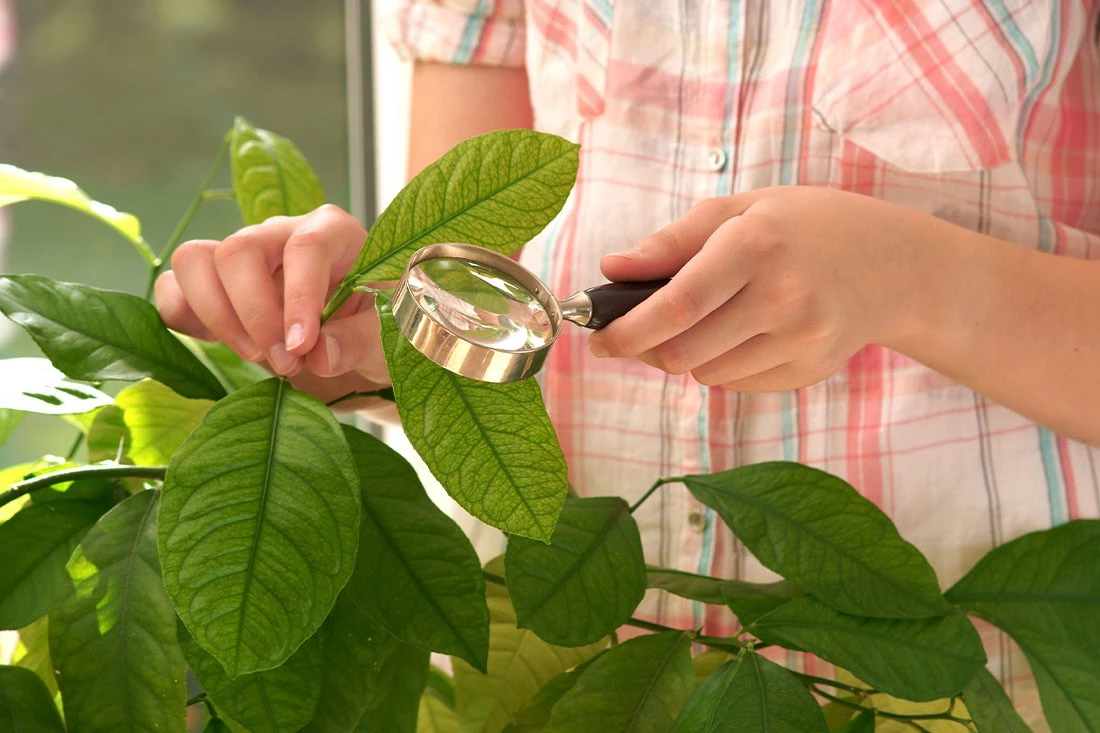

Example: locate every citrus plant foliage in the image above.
[0,117,1094,732]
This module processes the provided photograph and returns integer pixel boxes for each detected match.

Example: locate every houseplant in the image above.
[0,118,1095,733]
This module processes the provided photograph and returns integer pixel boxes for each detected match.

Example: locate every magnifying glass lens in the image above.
[405,257,555,351]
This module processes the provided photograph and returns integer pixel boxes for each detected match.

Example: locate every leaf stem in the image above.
[185,693,207,707]
[321,283,352,324]
[200,188,236,202]
[0,464,167,508]
[65,432,85,461]
[325,388,395,408]
[483,570,506,587]
[812,687,971,728]
[630,477,678,513]
[144,134,231,300]
[795,672,876,696]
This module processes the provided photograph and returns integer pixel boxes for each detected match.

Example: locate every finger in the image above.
[633,286,766,374]
[282,205,367,357]
[169,240,263,360]
[687,333,796,387]
[590,215,754,358]
[305,300,389,384]
[153,272,216,342]
[214,226,302,375]
[600,195,754,282]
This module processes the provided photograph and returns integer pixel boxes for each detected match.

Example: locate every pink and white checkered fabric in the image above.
[390,1,1100,724]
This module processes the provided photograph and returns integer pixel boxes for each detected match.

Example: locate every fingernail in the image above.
[589,341,610,358]
[269,344,299,375]
[236,334,262,361]
[604,249,641,260]
[285,323,305,351]
[324,335,341,375]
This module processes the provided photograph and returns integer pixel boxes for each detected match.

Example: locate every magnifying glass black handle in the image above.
[583,279,670,330]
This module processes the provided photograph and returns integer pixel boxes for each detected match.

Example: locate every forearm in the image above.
[408,62,533,178]
[886,222,1100,445]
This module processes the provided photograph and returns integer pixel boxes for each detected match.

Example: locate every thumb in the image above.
[600,197,747,282]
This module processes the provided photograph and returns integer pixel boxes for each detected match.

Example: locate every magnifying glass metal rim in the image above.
[391,242,568,383]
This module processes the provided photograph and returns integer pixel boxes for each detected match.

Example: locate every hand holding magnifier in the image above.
[390,243,667,383]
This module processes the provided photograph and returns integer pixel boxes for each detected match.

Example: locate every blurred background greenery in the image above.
[0,0,349,467]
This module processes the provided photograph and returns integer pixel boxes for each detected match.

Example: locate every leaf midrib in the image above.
[749,654,771,733]
[1015,638,1099,732]
[623,636,687,733]
[353,143,576,281]
[518,501,626,621]
[116,493,160,731]
[947,589,1100,605]
[690,479,945,616]
[752,616,978,663]
[233,379,286,671]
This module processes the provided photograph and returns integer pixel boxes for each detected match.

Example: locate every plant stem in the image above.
[186,693,207,707]
[483,571,506,587]
[0,465,167,508]
[325,388,395,408]
[624,617,672,634]
[795,672,875,696]
[200,188,236,201]
[144,134,231,300]
[630,477,677,513]
[65,432,85,461]
[812,687,971,728]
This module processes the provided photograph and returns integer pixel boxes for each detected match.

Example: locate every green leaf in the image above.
[426,666,456,710]
[0,664,65,733]
[378,295,567,542]
[0,358,112,415]
[50,491,186,732]
[962,669,1031,733]
[543,631,694,733]
[90,380,213,466]
[454,559,604,733]
[301,595,416,733]
[834,710,875,733]
[503,654,602,732]
[340,129,578,288]
[11,618,57,700]
[0,409,24,448]
[946,520,1100,731]
[181,621,324,733]
[646,567,802,625]
[682,463,950,619]
[0,498,110,629]
[749,596,985,701]
[507,496,646,646]
[204,720,234,733]
[418,695,459,733]
[0,276,227,401]
[0,162,155,266]
[182,336,270,392]
[356,641,430,733]
[340,425,489,669]
[669,654,829,733]
[230,117,325,225]
[692,649,734,687]
[158,378,360,676]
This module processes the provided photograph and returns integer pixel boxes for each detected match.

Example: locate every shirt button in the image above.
[706,148,727,171]
[687,510,707,533]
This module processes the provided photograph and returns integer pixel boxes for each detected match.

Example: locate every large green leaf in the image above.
[182,621,324,733]
[355,641,431,733]
[378,296,568,542]
[962,669,1031,733]
[89,379,213,466]
[0,162,155,266]
[646,567,802,625]
[0,664,65,733]
[507,497,645,647]
[418,695,459,733]
[682,463,950,619]
[0,276,226,400]
[946,520,1100,731]
[503,655,602,732]
[158,378,360,676]
[341,425,489,670]
[230,117,325,225]
[669,654,829,733]
[50,491,186,732]
[0,358,112,415]
[454,559,604,733]
[543,631,694,733]
[749,597,985,701]
[302,595,423,733]
[0,498,110,629]
[183,337,270,392]
[339,129,578,290]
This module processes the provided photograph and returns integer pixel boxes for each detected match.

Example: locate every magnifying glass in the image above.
[390,243,667,383]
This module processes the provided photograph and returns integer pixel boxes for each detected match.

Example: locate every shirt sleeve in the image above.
[386,0,526,68]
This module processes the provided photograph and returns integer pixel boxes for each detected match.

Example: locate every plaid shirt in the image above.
[390,1,1100,724]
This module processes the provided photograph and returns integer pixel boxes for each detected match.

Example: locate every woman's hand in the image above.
[588,186,939,392]
[154,204,391,403]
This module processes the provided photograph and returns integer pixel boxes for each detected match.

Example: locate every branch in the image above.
[0,464,167,509]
